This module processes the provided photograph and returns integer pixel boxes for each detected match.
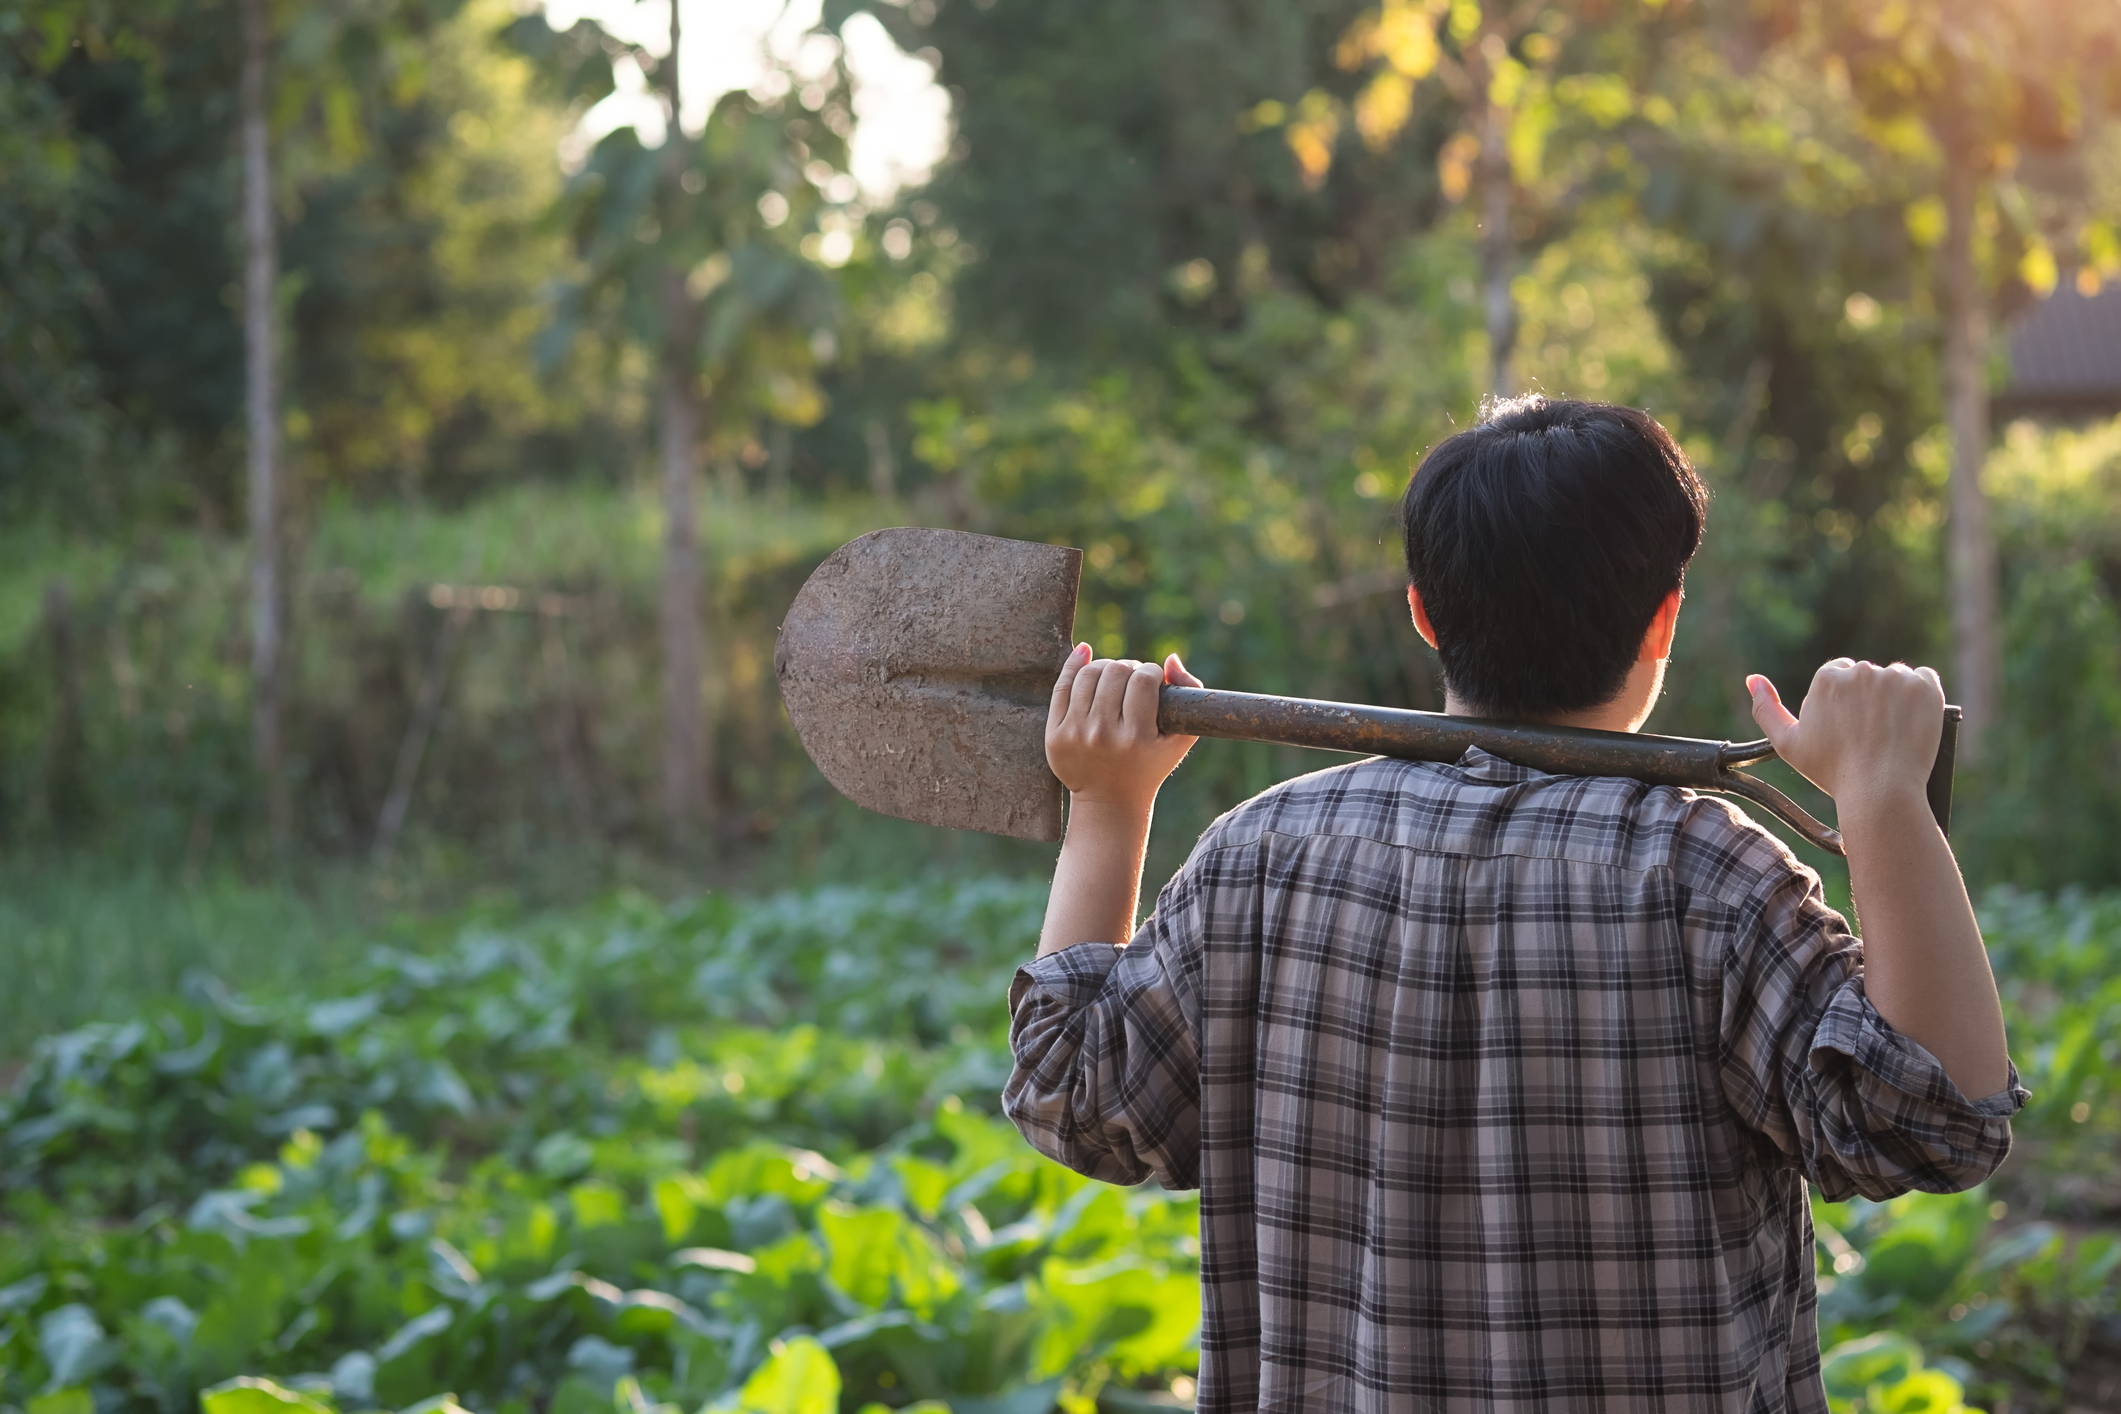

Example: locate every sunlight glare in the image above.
[541,0,950,199]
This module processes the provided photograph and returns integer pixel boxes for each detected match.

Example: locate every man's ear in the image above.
[1641,587,1683,663]
[1407,585,1440,650]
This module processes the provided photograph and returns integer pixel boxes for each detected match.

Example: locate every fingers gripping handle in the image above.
[1716,704,1963,856]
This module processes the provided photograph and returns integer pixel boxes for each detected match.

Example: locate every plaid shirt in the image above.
[1005,750,2025,1414]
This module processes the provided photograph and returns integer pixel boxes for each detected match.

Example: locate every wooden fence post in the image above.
[43,580,90,837]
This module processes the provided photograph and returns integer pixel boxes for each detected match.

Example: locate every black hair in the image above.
[1399,396,1707,718]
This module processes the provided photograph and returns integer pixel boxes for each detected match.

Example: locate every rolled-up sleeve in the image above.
[1717,857,2028,1203]
[1003,867,1206,1190]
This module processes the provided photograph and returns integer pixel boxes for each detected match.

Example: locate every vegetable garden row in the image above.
[3,882,2118,1414]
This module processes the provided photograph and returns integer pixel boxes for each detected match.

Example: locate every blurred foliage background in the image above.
[3,0,2118,906]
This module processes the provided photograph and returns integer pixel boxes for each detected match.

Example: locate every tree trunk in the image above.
[657,0,708,838]
[1940,142,1999,758]
[866,419,898,502]
[659,318,707,836]
[373,600,472,864]
[1704,356,1774,729]
[766,421,791,506]
[43,580,90,837]
[240,0,287,846]
[1475,36,1516,399]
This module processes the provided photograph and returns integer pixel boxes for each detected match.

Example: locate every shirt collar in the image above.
[1448,744,1544,783]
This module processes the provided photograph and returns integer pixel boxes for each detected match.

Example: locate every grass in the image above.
[0,481,892,663]
[0,855,390,1058]
[7,874,2113,1412]
[0,821,1059,1063]
[0,767,1846,1067]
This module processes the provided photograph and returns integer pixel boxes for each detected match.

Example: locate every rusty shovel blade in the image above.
[774,527,1082,841]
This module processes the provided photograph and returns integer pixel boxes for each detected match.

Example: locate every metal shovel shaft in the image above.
[1158,685,1963,856]
[775,528,1964,855]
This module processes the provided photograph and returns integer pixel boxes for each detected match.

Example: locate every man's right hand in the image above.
[1746,660,1945,812]
[1046,646,1202,816]
[1032,646,1203,960]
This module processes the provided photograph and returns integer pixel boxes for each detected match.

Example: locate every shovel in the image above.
[774,527,1960,855]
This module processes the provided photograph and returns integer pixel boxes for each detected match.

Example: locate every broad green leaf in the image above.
[536,1132,596,1181]
[728,1193,801,1250]
[200,1378,336,1414]
[669,1327,733,1404]
[654,1174,705,1243]
[193,1257,294,1375]
[612,1288,698,1339]
[1976,1221,2058,1274]
[39,1305,114,1389]
[2069,1232,2121,1296]
[413,1060,475,1115]
[138,1296,199,1347]
[307,994,381,1037]
[892,1155,954,1219]
[948,1381,1065,1414]
[550,1377,618,1414]
[819,1203,960,1314]
[398,1397,474,1414]
[592,1133,689,1179]
[504,1201,560,1265]
[373,1306,453,1364]
[0,1273,50,1312]
[1873,1367,1971,1413]
[1051,1188,1134,1260]
[328,1353,376,1407]
[27,1390,95,1414]
[1035,1259,1199,1381]
[279,1128,324,1169]
[567,1334,636,1390]
[673,1247,757,1274]
[1858,1191,1987,1303]
[1821,1333,1922,1400]
[934,1099,1032,1184]
[704,1143,834,1207]
[713,1337,839,1414]
[570,1181,628,1229]
[429,1237,482,1295]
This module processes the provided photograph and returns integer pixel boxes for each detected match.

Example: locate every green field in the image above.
[5,879,2119,1414]
[10,1,2121,1410]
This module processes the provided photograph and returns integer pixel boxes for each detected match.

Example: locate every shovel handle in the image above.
[1157,686,1963,857]
[1927,705,1962,836]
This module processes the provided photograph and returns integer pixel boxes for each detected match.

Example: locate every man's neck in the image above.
[1441,691,1646,735]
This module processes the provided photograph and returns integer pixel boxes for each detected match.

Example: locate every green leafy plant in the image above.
[1821,1333,1981,1414]
[0,880,1199,1414]
[6,880,2120,1414]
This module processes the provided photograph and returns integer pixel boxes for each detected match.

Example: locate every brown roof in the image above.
[1997,281,2121,418]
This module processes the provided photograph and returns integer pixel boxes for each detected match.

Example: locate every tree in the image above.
[1607,29,1950,726]
[513,5,848,838]
[8,0,579,853]
[9,0,567,523]
[654,0,706,838]
[1821,0,2121,755]
[236,0,486,844]
[238,0,287,846]
[1306,0,1547,394]
[0,10,120,523]
[1276,0,1698,398]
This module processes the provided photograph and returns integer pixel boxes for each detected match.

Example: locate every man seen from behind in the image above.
[1004,396,2024,1413]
